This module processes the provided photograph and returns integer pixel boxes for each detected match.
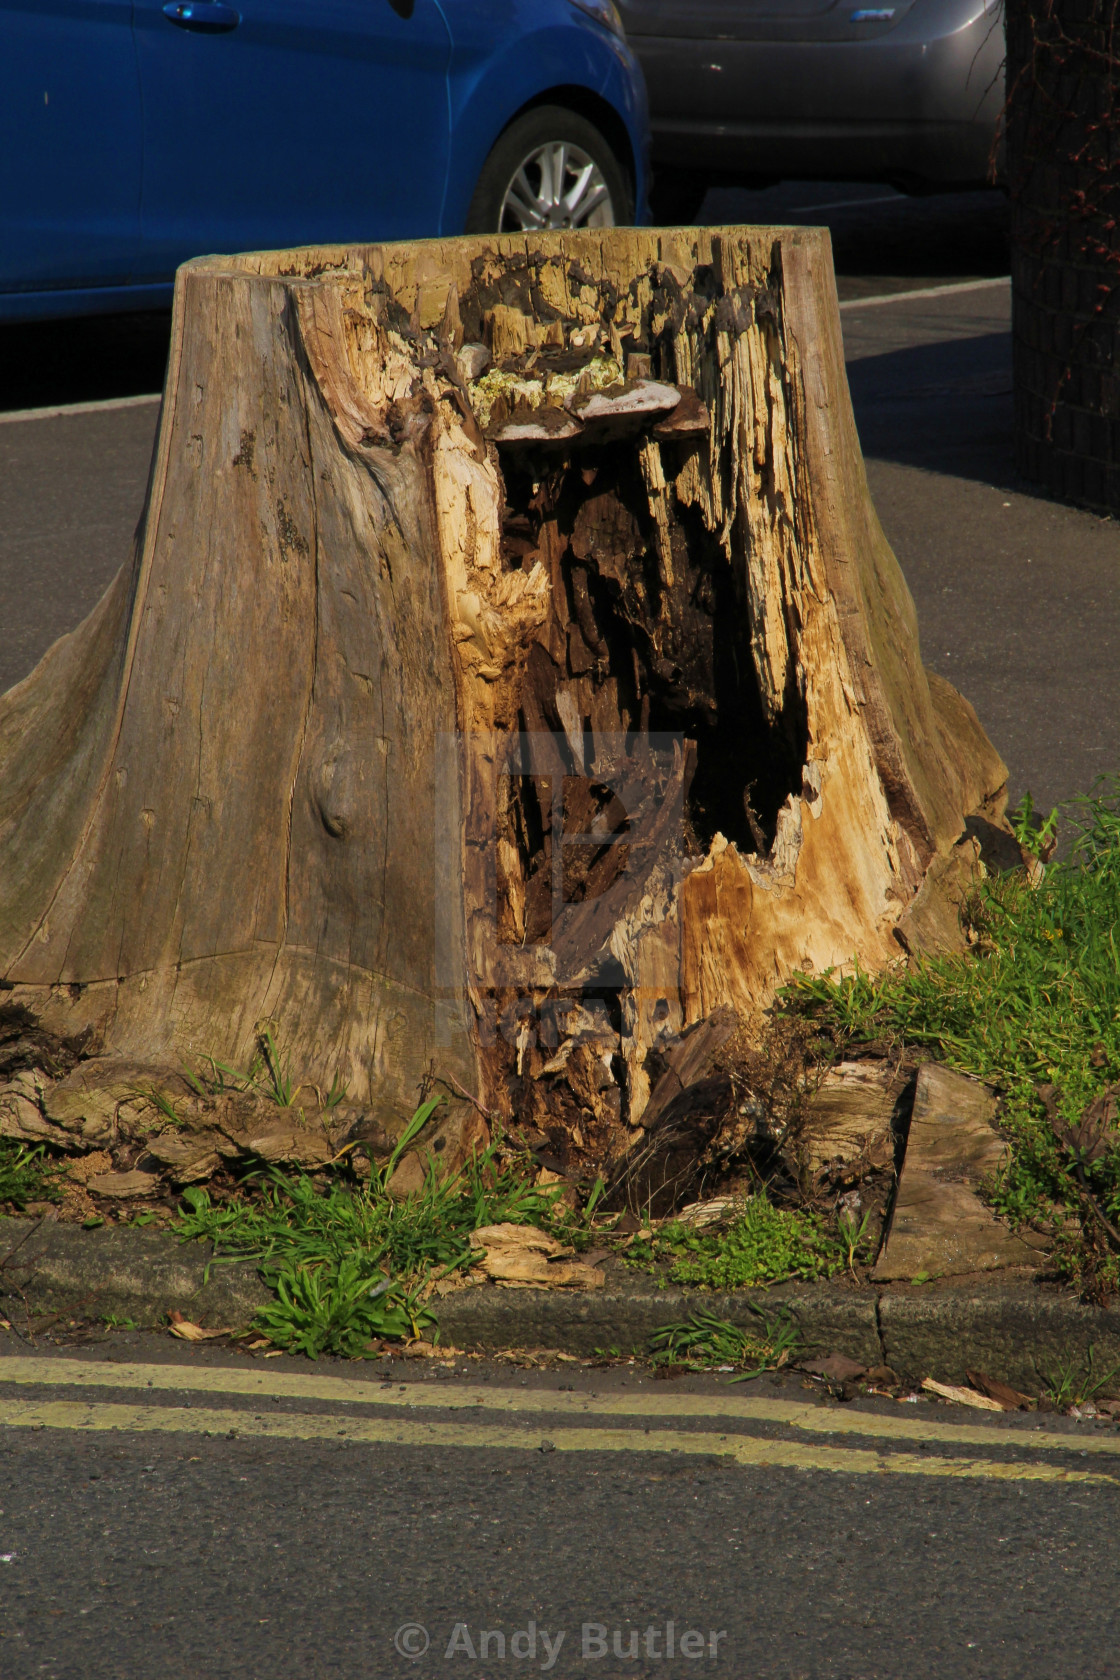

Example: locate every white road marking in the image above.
[839,276,1010,310]
[0,392,162,426]
[788,193,903,215]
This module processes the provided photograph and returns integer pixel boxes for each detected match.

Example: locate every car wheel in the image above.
[465,106,633,234]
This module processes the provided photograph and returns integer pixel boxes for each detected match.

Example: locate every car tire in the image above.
[464,106,633,235]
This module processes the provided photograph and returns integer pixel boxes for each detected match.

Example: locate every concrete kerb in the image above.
[0,1216,271,1334]
[2,1217,1119,1394]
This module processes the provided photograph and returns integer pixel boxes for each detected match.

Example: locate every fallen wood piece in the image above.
[167,1310,234,1342]
[86,1169,162,1200]
[872,1064,1045,1280]
[672,1195,738,1229]
[799,1059,906,1176]
[799,1353,868,1384]
[921,1377,1005,1412]
[965,1368,1033,1411]
[469,1222,606,1289]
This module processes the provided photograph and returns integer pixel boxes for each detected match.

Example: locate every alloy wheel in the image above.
[497,142,615,232]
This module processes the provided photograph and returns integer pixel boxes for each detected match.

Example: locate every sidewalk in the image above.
[843,277,1120,815]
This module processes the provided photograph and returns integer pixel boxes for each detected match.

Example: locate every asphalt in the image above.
[0,1335,1118,1680]
[0,398,159,695]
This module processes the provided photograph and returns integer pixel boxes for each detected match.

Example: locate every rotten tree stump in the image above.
[0,227,1007,1189]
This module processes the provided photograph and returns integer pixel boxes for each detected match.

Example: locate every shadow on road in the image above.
[0,311,171,413]
[702,183,1009,300]
[848,330,1014,488]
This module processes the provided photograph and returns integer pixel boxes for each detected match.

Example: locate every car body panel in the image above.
[621,0,1003,188]
[130,0,453,281]
[0,0,143,290]
[0,0,648,319]
[438,2,650,229]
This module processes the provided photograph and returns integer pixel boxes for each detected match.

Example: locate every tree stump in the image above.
[0,227,1006,1182]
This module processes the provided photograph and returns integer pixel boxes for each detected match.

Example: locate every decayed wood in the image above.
[0,227,1007,1185]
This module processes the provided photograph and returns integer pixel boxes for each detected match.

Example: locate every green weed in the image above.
[786,776,1120,1288]
[836,1207,874,1277]
[648,1308,799,1378]
[0,1139,60,1211]
[172,1097,563,1358]
[138,1086,183,1127]
[627,1197,842,1289]
[1037,1342,1120,1410]
[259,1027,297,1107]
[253,1261,432,1359]
[321,1072,349,1110]
[1009,789,1058,858]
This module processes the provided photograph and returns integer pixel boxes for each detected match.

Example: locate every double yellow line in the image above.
[0,1357,1113,1486]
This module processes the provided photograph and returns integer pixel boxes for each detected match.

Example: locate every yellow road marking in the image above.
[0,1396,1110,1484]
[0,1357,1114,1458]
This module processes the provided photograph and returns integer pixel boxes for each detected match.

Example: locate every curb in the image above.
[0,1216,270,1333]
[3,1217,1118,1392]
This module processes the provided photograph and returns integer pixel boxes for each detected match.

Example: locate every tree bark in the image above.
[1006,0,1120,513]
[0,227,1007,1176]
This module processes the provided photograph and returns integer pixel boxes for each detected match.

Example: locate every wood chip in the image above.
[800,1354,868,1384]
[87,1169,162,1199]
[167,1310,233,1342]
[469,1223,605,1289]
[921,1377,1005,1411]
[673,1196,737,1230]
[964,1369,1033,1410]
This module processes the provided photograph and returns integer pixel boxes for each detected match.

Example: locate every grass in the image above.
[0,1139,60,1212]
[648,1308,800,1378]
[786,777,1120,1294]
[626,1197,844,1289]
[1037,1343,1120,1409]
[172,1097,565,1358]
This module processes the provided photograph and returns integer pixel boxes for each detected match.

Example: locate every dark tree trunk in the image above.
[1007,0,1120,512]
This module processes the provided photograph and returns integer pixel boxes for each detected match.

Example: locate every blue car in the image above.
[0,0,648,321]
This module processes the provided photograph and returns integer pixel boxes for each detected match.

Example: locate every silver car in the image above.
[618,0,1005,219]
